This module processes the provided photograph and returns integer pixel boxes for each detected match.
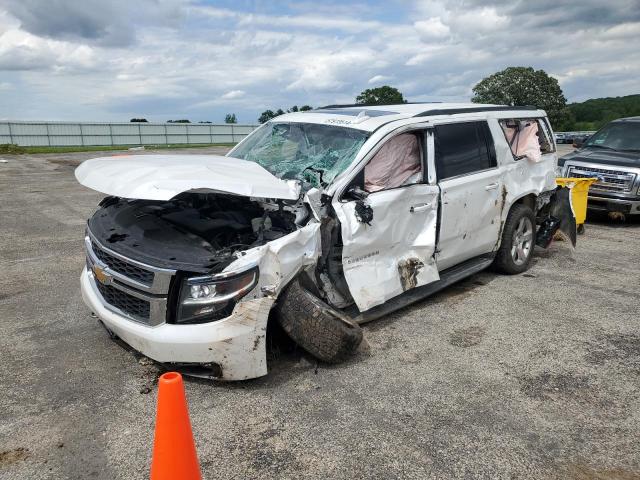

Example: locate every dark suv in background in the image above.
[558,117,640,216]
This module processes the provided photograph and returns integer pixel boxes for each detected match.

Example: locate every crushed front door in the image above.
[334,183,440,312]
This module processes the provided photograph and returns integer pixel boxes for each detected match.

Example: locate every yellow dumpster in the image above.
[556,177,598,231]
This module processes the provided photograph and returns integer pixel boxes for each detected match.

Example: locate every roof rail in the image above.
[317,102,442,109]
[414,105,539,117]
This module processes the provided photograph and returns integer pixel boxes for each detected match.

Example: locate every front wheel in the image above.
[493,204,536,274]
[275,278,363,363]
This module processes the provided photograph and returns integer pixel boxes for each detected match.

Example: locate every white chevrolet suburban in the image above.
[76,103,576,380]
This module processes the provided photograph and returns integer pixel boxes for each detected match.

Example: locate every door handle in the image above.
[485,183,499,190]
[410,203,432,213]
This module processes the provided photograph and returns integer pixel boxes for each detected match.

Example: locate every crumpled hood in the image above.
[559,148,640,169]
[75,154,301,201]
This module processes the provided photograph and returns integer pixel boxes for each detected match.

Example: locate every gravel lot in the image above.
[1,145,639,479]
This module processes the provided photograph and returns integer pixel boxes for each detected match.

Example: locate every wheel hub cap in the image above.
[511,217,533,266]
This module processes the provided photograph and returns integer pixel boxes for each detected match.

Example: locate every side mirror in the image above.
[573,136,589,149]
[346,185,369,201]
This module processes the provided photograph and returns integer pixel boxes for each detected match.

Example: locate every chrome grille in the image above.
[95,281,150,321]
[85,232,175,326]
[567,165,636,192]
[91,241,154,285]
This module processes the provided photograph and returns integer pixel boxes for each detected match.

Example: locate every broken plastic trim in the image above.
[540,186,577,248]
[354,201,373,225]
[535,216,561,248]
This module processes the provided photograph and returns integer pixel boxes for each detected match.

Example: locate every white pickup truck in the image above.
[76,103,575,380]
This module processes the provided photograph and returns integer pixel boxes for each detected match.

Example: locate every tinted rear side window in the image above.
[435,121,496,180]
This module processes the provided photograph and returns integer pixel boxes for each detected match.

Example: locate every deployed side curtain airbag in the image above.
[501,120,543,163]
[364,133,422,192]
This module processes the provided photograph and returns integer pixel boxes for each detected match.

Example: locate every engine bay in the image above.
[88,193,300,273]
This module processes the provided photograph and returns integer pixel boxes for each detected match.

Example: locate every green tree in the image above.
[258,110,275,123]
[167,119,191,123]
[130,118,148,122]
[356,86,406,105]
[472,67,567,128]
[258,106,314,123]
[565,94,640,130]
[225,113,237,124]
[287,105,314,112]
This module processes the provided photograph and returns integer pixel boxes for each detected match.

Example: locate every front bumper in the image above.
[587,194,640,214]
[80,267,273,380]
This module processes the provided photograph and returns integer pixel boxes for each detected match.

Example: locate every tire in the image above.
[493,203,536,274]
[275,278,363,363]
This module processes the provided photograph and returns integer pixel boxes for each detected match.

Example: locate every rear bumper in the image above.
[80,267,272,380]
[587,194,640,214]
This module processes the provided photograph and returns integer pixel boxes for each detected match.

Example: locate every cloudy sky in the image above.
[1,0,639,123]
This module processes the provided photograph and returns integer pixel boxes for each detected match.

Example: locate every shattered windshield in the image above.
[230,122,369,188]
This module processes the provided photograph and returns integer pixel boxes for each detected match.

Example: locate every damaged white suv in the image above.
[76,103,576,380]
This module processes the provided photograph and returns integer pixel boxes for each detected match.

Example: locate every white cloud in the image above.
[238,12,380,32]
[0,28,97,71]
[450,7,509,34]
[221,90,245,99]
[0,0,638,122]
[414,17,450,40]
[601,21,640,39]
[368,75,391,84]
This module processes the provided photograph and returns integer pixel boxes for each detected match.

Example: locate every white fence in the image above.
[0,121,259,147]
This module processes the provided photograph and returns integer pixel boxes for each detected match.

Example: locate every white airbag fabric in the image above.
[502,121,543,163]
[365,134,422,192]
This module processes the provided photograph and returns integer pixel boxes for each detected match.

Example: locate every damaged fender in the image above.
[224,222,322,298]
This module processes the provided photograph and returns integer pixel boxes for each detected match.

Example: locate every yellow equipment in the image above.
[555,177,598,231]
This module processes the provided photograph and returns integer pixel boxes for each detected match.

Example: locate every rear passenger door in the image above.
[434,121,503,270]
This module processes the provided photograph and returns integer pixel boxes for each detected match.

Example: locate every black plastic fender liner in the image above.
[546,186,577,248]
[535,216,561,249]
[275,276,363,363]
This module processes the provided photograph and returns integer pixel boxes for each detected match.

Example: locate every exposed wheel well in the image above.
[513,193,537,213]
[495,193,538,251]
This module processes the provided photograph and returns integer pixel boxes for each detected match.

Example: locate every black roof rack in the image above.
[414,105,539,117]
[317,102,442,109]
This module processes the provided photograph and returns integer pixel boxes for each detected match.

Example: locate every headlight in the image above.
[176,266,258,324]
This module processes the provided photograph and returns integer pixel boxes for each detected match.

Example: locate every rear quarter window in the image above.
[500,117,555,160]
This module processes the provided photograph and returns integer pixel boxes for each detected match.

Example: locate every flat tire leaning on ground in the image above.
[275,277,363,363]
[493,203,537,275]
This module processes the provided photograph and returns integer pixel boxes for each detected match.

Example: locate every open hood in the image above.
[75,154,301,201]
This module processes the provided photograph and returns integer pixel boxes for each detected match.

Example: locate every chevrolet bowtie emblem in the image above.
[93,265,112,285]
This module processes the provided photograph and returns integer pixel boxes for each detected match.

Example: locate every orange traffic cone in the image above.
[150,372,202,480]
